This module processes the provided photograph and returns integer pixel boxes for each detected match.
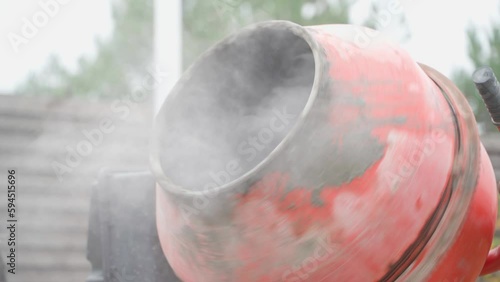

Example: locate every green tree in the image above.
[16,0,154,98]
[453,11,500,133]
[183,0,354,68]
[17,0,407,98]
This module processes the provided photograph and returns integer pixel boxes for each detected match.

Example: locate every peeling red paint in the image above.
[153,22,498,282]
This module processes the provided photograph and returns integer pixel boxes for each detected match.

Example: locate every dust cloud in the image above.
[156,25,316,191]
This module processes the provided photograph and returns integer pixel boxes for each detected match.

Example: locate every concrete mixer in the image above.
[85,21,500,282]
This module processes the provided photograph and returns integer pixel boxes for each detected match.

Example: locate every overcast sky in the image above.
[0,0,498,93]
[0,0,113,93]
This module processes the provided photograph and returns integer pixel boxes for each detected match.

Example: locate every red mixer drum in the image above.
[150,21,499,281]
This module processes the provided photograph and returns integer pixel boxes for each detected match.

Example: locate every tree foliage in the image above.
[17,0,407,98]
[16,0,154,98]
[183,0,353,68]
[453,9,500,133]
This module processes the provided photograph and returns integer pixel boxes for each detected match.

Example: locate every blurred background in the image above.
[0,0,500,281]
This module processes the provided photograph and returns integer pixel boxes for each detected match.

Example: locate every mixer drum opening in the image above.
[154,24,317,192]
